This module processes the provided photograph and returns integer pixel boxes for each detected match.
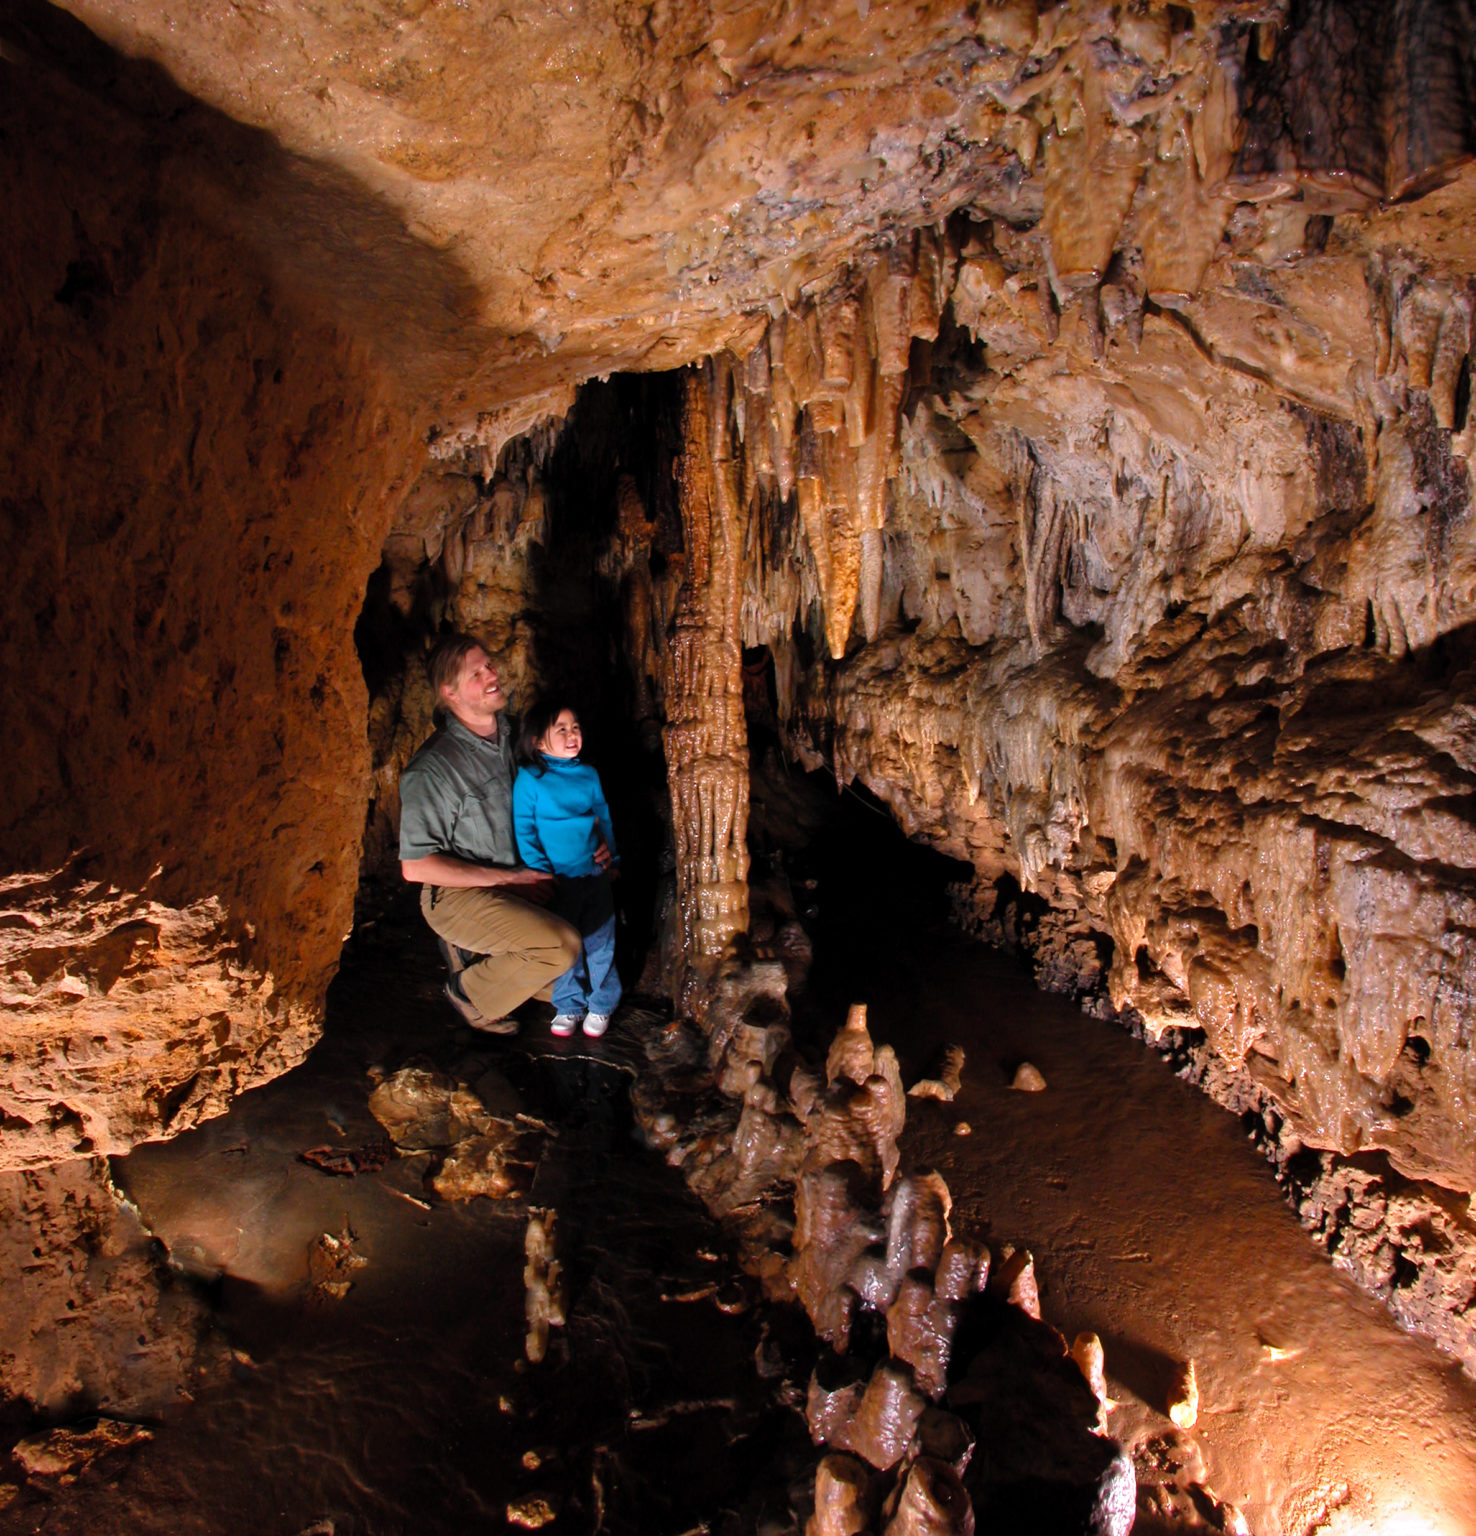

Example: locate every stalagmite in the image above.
[807,1453,874,1536]
[1168,1359,1200,1429]
[908,1046,965,1103]
[828,1002,878,1087]
[882,1458,975,1536]
[523,1212,566,1365]
[792,1160,878,1350]
[1071,1331,1107,1405]
[1071,1332,1109,1432]
[887,1274,959,1399]
[994,1247,1042,1321]
[935,1239,989,1302]
[809,1360,928,1472]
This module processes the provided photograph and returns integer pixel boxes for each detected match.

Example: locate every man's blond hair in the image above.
[427,632,484,698]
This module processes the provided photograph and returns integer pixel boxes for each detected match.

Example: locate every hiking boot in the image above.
[582,1014,611,1038]
[550,1014,581,1038]
[436,936,480,976]
[444,977,518,1035]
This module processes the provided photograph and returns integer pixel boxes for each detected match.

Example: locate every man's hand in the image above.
[499,867,557,905]
[594,841,619,879]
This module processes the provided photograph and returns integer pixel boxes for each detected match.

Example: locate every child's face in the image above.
[538,709,583,760]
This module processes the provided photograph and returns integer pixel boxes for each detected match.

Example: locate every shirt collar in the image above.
[444,712,506,751]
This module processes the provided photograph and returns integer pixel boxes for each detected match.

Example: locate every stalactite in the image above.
[1236,0,1476,202]
[701,228,957,664]
[1040,57,1145,293]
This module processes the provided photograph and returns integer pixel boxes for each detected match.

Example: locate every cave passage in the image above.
[12,1,1476,1530]
[790,784,1476,1534]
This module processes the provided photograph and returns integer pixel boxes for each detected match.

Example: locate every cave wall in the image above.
[578,7,1476,1369]
[0,12,428,1168]
[799,199,1476,1198]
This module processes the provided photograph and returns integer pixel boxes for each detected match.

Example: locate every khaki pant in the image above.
[420,885,582,1022]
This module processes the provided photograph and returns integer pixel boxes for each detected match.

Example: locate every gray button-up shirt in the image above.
[398,712,518,867]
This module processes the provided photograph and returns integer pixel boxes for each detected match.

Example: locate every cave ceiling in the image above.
[58,0,1464,448]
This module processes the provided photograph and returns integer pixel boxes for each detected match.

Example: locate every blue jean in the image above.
[550,873,622,1018]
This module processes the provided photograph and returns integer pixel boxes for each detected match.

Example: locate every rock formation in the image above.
[1,9,427,1172]
[590,0,1476,1366]
[9,0,1476,1430]
[664,369,752,1001]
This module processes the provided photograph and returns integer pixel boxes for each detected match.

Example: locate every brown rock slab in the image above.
[13,1419,152,1479]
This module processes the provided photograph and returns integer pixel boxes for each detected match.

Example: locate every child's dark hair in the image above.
[516,698,579,774]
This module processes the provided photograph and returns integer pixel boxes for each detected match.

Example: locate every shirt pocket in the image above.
[452,793,502,861]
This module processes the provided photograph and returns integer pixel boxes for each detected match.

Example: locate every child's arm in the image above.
[512,773,554,873]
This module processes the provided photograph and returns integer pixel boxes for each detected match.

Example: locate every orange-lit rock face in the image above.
[582,0,1476,1200]
[0,14,423,1166]
[781,184,1476,1196]
[53,0,1029,427]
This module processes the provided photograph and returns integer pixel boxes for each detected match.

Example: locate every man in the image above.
[399,634,582,1033]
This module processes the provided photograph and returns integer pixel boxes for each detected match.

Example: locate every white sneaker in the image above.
[550,1014,581,1038]
[583,1014,611,1038]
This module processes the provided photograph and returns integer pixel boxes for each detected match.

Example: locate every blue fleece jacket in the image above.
[512,756,617,878]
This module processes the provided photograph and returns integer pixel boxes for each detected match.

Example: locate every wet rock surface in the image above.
[796,808,1476,1535]
[7,810,1476,1534]
[0,909,808,1535]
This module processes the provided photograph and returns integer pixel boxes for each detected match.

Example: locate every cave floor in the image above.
[9,864,1476,1536]
[794,811,1476,1536]
[5,914,804,1536]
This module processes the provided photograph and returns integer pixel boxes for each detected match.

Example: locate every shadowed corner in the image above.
[0,0,497,403]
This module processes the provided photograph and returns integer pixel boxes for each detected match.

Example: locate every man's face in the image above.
[442,645,505,734]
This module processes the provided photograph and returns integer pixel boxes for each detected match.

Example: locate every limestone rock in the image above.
[887,1276,959,1401]
[12,1419,152,1479]
[1167,1360,1200,1430]
[1011,1063,1047,1093]
[307,1224,368,1305]
[808,1360,927,1473]
[367,1068,494,1152]
[524,1212,567,1365]
[806,1453,873,1536]
[883,1457,974,1536]
[0,1159,208,1415]
[431,1127,536,1203]
[0,27,423,1170]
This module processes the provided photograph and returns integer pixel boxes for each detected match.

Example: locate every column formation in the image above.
[663,364,751,997]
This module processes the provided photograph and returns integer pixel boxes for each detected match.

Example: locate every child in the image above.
[512,700,622,1038]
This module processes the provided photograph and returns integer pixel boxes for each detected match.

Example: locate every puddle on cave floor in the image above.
[787,790,1476,1536]
[7,911,806,1536]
